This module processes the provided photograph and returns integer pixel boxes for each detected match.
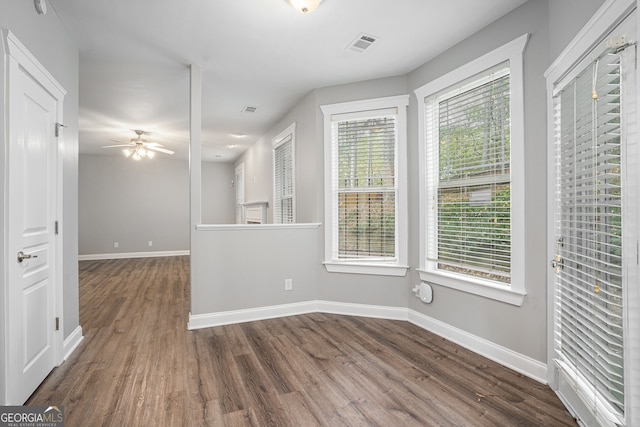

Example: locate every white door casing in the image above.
[3,31,65,405]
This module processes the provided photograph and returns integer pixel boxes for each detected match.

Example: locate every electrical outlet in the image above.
[284,279,293,291]
[148,241,153,247]
[114,242,119,248]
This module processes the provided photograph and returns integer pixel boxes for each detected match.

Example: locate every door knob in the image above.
[17,251,37,263]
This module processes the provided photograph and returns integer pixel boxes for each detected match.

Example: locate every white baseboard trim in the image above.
[408,309,548,384]
[78,250,190,261]
[188,301,317,330]
[316,300,408,321]
[188,301,547,383]
[63,325,84,361]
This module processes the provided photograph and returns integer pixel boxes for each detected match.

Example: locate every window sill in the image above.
[324,262,409,277]
[417,269,525,306]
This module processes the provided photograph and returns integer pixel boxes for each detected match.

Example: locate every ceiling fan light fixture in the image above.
[106,130,173,160]
[288,0,321,14]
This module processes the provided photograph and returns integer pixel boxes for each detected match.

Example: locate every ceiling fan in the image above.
[102,129,175,160]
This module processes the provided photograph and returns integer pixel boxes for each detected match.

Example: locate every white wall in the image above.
[0,1,79,404]
[79,154,189,255]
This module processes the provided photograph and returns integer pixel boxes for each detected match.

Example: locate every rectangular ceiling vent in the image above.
[347,33,378,53]
[242,105,258,113]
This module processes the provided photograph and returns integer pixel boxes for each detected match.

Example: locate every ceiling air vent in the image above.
[347,33,378,53]
[242,105,258,113]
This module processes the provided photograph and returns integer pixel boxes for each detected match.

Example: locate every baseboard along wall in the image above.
[187,300,547,384]
[78,250,190,261]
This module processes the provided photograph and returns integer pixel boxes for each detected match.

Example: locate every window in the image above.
[272,124,296,224]
[415,34,528,305]
[235,163,245,224]
[321,95,409,276]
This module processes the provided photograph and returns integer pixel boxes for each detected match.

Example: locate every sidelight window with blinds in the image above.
[273,124,296,224]
[321,95,409,276]
[553,49,626,426]
[415,34,527,305]
[548,10,639,423]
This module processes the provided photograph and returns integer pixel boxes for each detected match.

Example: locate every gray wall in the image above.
[191,226,319,314]
[313,76,411,308]
[0,0,80,403]
[201,0,609,365]
[548,0,607,60]
[201,161,235,224]
[235,137,273,222]
[407,0,550,363]
[235,90,319,224]
[79,154,189,255]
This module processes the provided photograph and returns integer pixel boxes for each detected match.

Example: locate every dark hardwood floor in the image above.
[27,256,576,426]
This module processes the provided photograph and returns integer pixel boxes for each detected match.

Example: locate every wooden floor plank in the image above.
[26,256,577,426]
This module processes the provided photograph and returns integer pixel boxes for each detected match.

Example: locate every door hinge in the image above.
[55,220,59,235]
[55,317,60,331]
[55,122,67,137]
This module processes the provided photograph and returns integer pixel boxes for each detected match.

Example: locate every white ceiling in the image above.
[49,0,527,162]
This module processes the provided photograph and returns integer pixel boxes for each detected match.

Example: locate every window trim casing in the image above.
[235,162,245,224]
[272,122,296,224]
[321,95,410,277]
[414,34,529,305]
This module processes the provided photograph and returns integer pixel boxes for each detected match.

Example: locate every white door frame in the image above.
[1,29,65,404]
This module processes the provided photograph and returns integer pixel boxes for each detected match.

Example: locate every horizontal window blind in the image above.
[426,69,511,283]
[274,137,294,224]
[332,114,397,260]
[553,51,625,424]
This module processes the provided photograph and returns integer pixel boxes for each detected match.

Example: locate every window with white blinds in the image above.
[321,95,409,276]
[235,163,245,224]
[552,49,627,426]
[415,34,527,305]
[426,67,512,284]
[335,113,396,259]
[273,125,295,224]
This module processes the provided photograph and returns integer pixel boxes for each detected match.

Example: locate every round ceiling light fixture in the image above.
[288,0,321,14]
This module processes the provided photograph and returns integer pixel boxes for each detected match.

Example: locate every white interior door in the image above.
[4,32,65,405]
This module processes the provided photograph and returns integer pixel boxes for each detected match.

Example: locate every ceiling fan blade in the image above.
[144,142,163,147]
[147,146,174,155]
[102,144,134,148]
